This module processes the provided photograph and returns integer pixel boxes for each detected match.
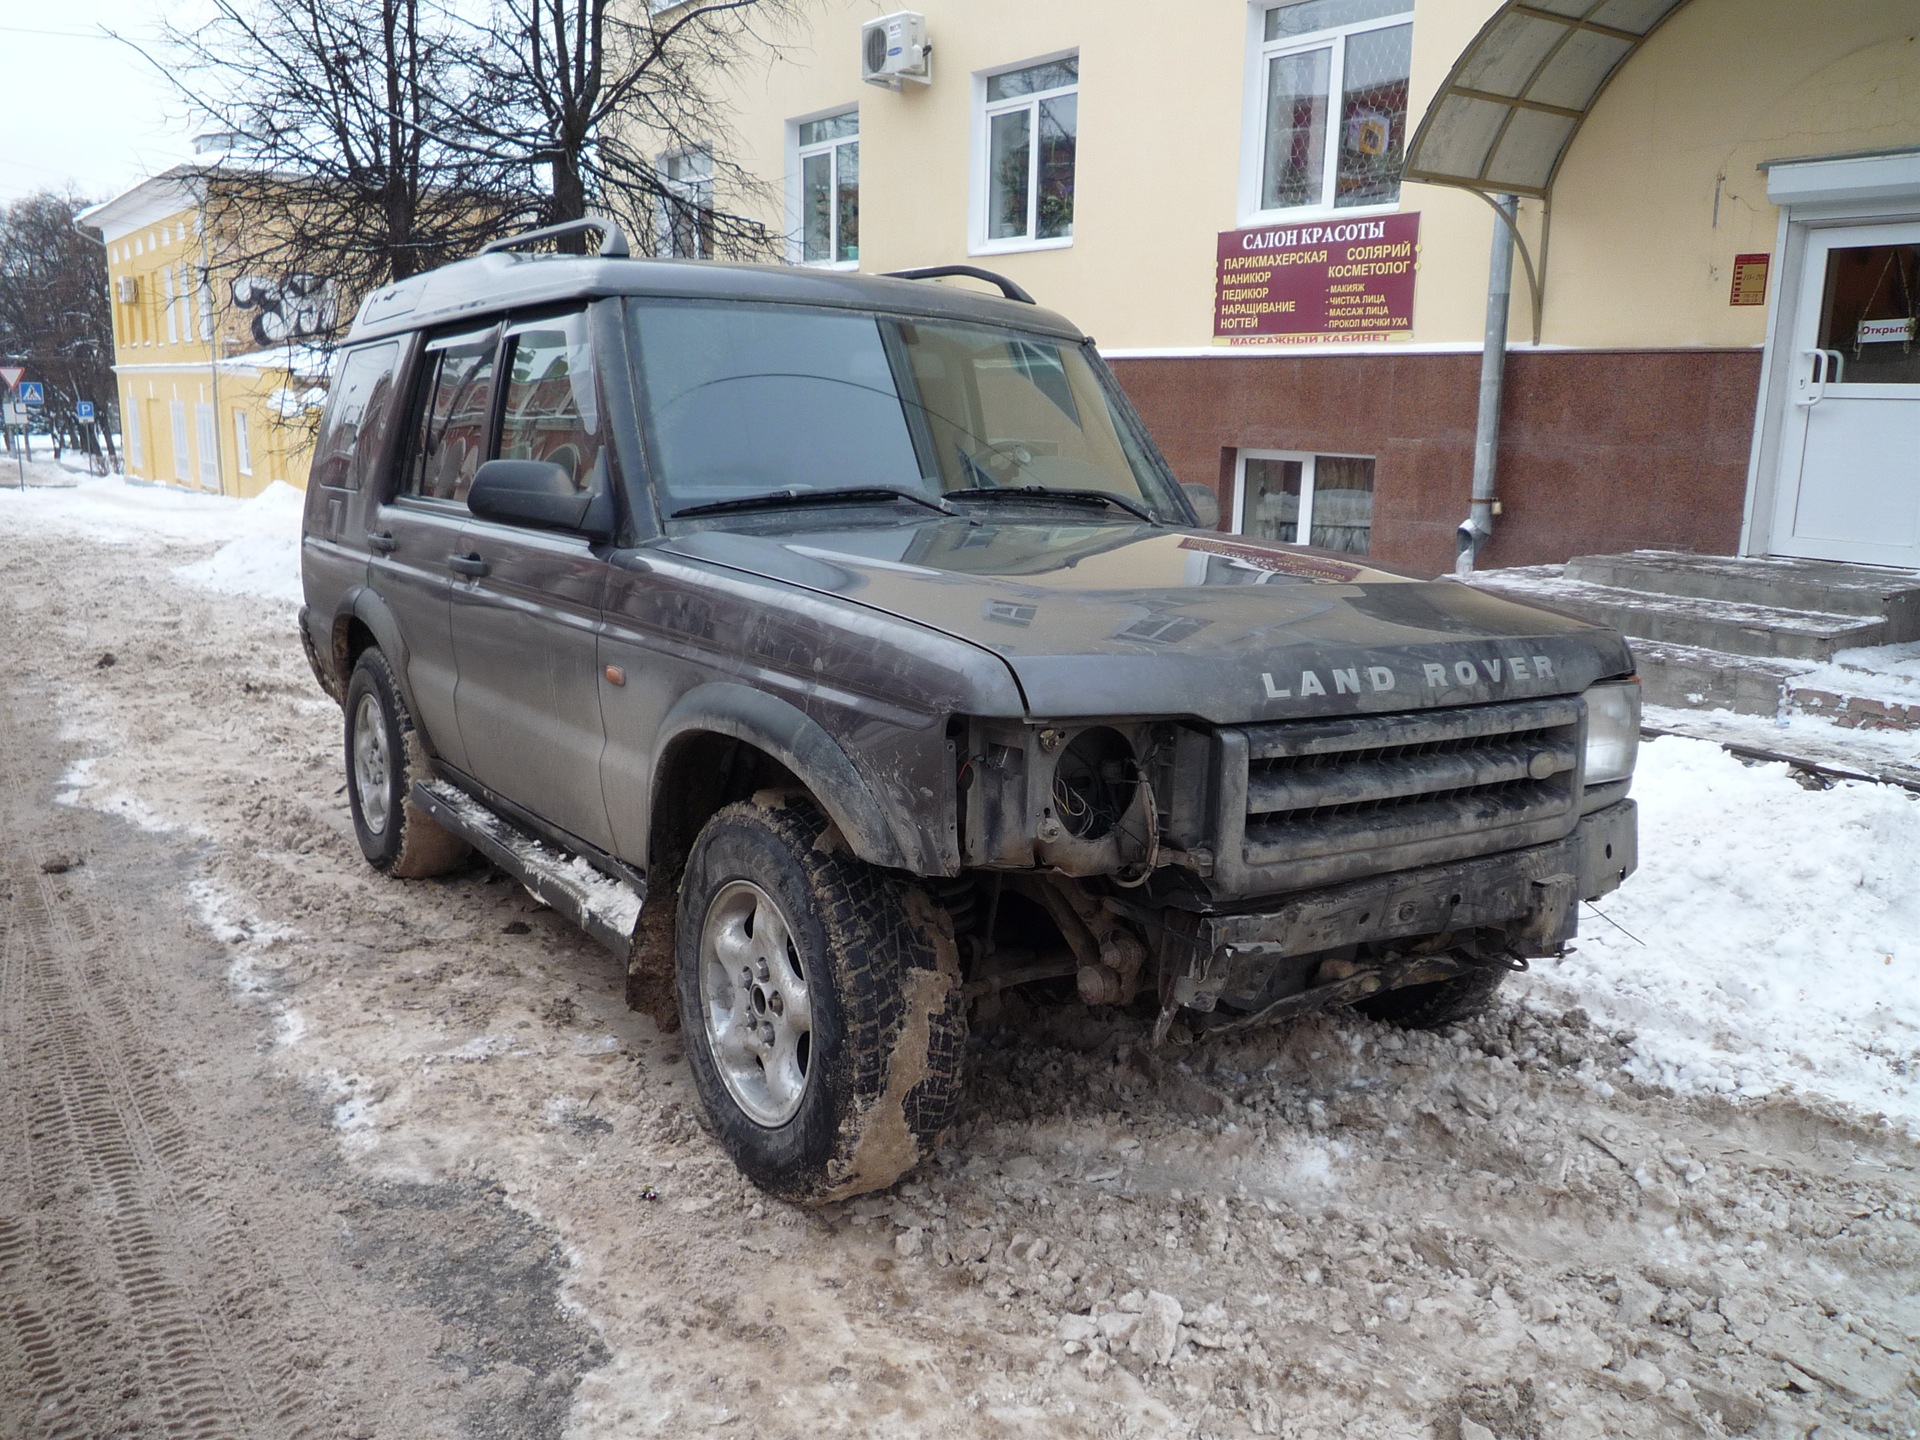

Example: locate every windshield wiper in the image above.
[673,486,957,519]
[951,486,1157,524]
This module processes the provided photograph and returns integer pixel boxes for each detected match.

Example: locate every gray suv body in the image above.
[299,227,1639,1200]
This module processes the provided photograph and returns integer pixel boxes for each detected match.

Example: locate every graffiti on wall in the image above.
[229,275,337,346]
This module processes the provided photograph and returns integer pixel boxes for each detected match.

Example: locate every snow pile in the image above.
[1542,735,1920,1130]
[0,466,282,543]
[171,481,307,605]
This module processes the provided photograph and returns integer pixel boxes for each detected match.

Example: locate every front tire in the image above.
[675,794,966,1202]
[343,651,470,878]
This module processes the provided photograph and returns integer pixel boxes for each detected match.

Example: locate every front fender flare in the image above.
[651,682,918,873]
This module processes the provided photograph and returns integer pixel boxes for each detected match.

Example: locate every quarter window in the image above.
[1235,450,1375,554]
[1252,0,1412,215]
[311,341,401,490]
[979,57,1078,249]
[796,112,859,266]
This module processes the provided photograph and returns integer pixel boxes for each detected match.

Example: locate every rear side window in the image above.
[311,341,400,491]
[498,315,602,493]
[399,328,497,502]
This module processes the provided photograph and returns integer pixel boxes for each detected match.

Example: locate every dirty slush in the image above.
[2,516,1917,1440]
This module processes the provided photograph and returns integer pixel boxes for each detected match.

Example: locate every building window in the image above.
[233,409,253,475]
[169,400,189,480]
[164,268,178,344]
[1234,450,1375,553]
[195,403,220,490]
[977,55,1077,251]
[1246,0,1412,217]
[125,395,143,471]
[660,149,714,259]
[795,112,859,267]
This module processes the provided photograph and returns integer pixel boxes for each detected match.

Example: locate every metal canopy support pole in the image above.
[1456,192,1517,576]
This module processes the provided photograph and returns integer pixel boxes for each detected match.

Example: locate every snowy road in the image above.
[2,473,1917,1440]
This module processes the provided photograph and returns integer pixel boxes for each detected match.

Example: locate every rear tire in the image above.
[1353,965,1508,1030]
[343,651,470,878]
[675,794,966,1202]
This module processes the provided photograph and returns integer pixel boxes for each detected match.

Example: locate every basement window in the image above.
[1234,449,1375,554]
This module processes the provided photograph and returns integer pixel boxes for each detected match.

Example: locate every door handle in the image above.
[367,530,397,553]
[448,552,490,578]
[1796,349,1829,407]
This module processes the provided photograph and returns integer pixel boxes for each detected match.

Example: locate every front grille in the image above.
[1208,698,1584,894]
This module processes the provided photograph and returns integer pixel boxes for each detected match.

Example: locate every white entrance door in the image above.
[1769,221,1920,567]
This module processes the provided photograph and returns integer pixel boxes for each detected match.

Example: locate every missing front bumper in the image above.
[1155,800,1636,1027]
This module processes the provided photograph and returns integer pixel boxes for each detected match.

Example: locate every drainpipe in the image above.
[1455,193,1517,576]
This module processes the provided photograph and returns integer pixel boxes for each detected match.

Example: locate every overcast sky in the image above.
[3,2,207,207]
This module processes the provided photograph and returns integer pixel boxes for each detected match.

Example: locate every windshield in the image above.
[628,300,1178,519]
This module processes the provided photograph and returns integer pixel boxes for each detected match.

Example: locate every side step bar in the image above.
[412,781,646,959]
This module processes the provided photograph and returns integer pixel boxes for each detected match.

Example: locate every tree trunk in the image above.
[551,153,588,234]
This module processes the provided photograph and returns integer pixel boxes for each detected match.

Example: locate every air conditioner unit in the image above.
[861,11,930,89]
[115,275,139,303]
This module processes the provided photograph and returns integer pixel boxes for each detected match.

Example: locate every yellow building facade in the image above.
[79,168,324,498]
[688,0,1920,573]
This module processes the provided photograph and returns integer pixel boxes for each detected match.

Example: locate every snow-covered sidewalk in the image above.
[1542,733,1920,1132]
[0,465,306,605]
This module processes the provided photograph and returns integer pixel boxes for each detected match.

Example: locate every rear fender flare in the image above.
[651,683,915,873]
[334,588,428,742]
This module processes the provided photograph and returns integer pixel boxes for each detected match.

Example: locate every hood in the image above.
[662,518,1633,724]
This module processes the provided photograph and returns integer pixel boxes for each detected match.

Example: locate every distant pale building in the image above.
[78,167,332,497]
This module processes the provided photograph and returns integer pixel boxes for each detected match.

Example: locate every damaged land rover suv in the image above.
[299,218,1639,1202]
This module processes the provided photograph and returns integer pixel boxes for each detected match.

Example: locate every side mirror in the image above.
[468,458,609,537]
[1182,482,1221,529]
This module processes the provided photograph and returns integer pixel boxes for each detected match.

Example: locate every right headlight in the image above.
[1584,679,1641,786]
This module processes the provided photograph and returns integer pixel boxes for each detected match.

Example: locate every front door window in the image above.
[1818,241,1920,386]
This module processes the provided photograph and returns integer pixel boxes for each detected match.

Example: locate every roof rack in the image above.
[477,216,631,259]
[883,264,1034,305]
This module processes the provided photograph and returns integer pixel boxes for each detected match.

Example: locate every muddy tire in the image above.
[675,794,966,1202]
[343,651,471,878]
[1354,964,1508,1030]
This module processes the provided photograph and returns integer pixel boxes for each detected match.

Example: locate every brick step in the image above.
[1565,550,1920,638]
[1470,570,1888,662]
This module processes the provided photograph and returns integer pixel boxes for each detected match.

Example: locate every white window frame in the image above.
[787,107,860,270]
[657,147,715,259]
[233,408,253,475]
[125,394,142,471]
[970,50,1079,257]
[1236,1,1413,226]
[195,403,220,490]
[163,268,178,344]
[1232,447,1375,549]
[169,400,189,480]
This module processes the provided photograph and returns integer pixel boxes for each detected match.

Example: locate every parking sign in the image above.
[76,400,95,421]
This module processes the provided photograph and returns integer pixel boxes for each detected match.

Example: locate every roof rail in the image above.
[884,264,1034,305]
[478,216,631,259]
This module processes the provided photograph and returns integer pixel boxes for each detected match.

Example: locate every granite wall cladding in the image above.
[1108,348,1764,576]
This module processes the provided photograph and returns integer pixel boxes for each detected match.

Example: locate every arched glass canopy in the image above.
[1403,0,1696,197]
